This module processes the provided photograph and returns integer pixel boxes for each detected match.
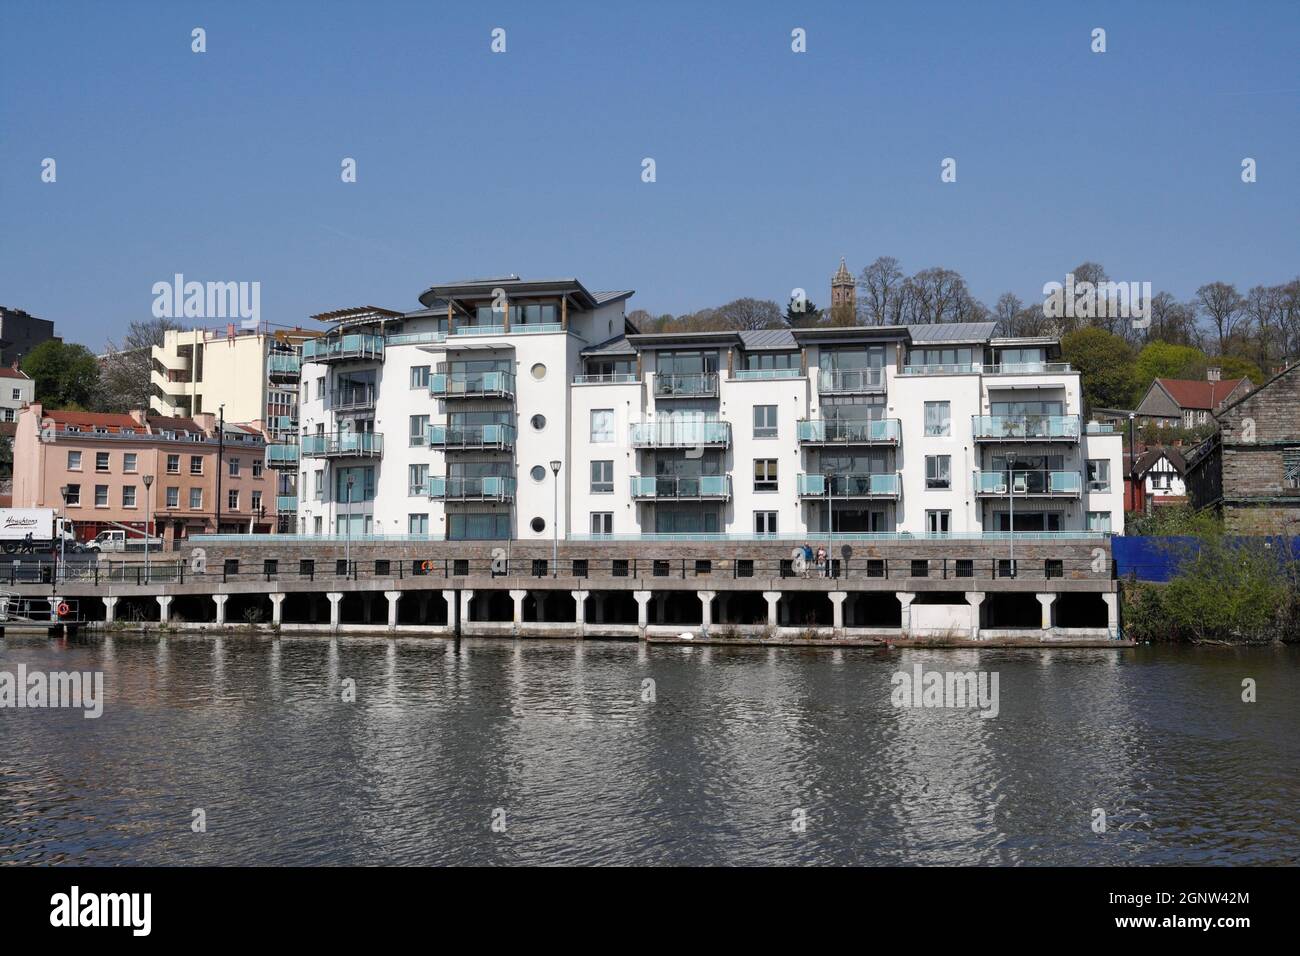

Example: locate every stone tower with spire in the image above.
[831,257,856,324]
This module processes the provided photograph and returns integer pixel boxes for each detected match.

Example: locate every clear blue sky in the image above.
[2,0,1297,348]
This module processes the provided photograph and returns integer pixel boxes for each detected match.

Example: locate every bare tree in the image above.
[98,317,184,412]
[857,256,905,325]
[1196,281,1248,352]
[712,298,784,331]
[994,293,1022,336]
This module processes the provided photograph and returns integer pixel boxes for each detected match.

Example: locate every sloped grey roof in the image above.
[591,290,634,306]
[906,321,997,343]
[739,328,798,350]
[580,334,637,356]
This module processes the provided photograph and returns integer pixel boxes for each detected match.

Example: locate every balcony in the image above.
[266,443,300,468]
[797,472,901,499]
[629,475,732,500]
[331,385,377,413]
[972,415,1082,442]
[984,361,1072,375]
[276,495,298,512]
[798,418,901,446]
[818,368,885,394]
[629,419,731,448]
[731,368,802,381]
[975,470,1082,497]
[428,423,515,451]
[429,371,515,400]
[301,432,383,458]
[899,363,981,376]
[653,372,718,399]
[573,373,640,385]
[267,352,301,380]
[301,333,384,365]
[428,476,516,502]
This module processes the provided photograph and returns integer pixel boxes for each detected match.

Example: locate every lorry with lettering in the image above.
[0,508,80,554]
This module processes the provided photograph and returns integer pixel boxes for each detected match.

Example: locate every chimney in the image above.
[129,409,148,427]
[1207,366,1221,382]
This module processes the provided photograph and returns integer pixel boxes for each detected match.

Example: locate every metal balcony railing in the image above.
[429,371,515,399]
[266,444,300,466]
[731,368,802,381]
[797,472,902,498]
[975,470,1082,496]
[300,432,383,458]
[628,475,732,499]
[331,386,377,411]
[629,420,731,448]
[984,361,1072,375]
[427,476,516,501]
[427,423,515,450]
[267,353,301,376]
[798,418,901,444]
[276,495,298,511]
[653,372,719,398]
[301,333,384,364]
[972,415,1082,441]
[818,368,885,393]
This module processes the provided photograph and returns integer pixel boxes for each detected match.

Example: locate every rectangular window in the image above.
[123,453,137,473]
[590,512,613,535]
[409,414,429,447]
[252,459,264,478]
[754,511,778,534]
[1045,559,1064,579]
[251,491,262,511]
[67,450,81,471]
[265,559,279,577]
[96,451,110,472]
[1285,448,1300,489]
[408,463,429,496]
[753,405,778,438]
[190,455,203,475]
[166,454,180,474]
[612,558,629,576]
[410,365,430,389]
[95,484,109,507]
[1086,459,1110,492]
[166,486,179,508]
[590,409,615,443]
[408,513,429,535]
[315,377,325,400]
[925,455,951,489]
[910,559,929,578]
[1087,511,1113,532]
[229,457,241,477]
[924,401,951,437]
[590,461,614,494]
[64,484,81,507]
[754,459,778,492]
[228,489,239,510]
[572,559,589,578]
[189,488,203,510]
[955,559,973,578]
[314,470,324,500]
[122,486,136,507]
[925,510,951,535]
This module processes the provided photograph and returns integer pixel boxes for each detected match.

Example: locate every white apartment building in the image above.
[291,276,1125,540]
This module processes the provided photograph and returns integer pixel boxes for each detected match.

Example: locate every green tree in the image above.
[1060,327,1136,411]
[1134,341,1206,384]
[1215,354,1264,385]
[21,339,101,409]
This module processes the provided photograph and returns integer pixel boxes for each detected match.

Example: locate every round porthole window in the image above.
[531,362,547,380]
[530,414,546,431]
[531,517,546,533]
[530,465,546,482]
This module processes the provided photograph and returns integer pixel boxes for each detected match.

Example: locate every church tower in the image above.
[831,257,856,323]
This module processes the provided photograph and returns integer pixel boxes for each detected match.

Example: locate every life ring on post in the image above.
[56,601,71,617]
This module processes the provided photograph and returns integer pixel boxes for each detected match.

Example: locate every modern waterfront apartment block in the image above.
[290,276,1125,541]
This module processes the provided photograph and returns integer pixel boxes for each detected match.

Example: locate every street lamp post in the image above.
[550,460,562,577]
[824,471,835,578]
[58,485,69,584]
[345,474,355,575]
[142,474,154,583]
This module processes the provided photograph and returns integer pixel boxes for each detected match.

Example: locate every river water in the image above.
[1,632,1296,865]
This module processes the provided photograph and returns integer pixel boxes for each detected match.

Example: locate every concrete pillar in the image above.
[385,590,401,629]
[156,595,173,622]
[634,590,652,629]
[1102,592,1118,636]
[510,589,527,624]
[571,590,589,624]
[1036,593,1056,631]
[698,591,715,630]
[213,593,229,625]
[270,592,286,625]
[459,590,474,624]
[829,591,847,631]
[327,592,343,630]
[103,596,118,623]
[897,592,916,634]
[762,591,781,627]
[442,590,457,625]
[966,592,986,641]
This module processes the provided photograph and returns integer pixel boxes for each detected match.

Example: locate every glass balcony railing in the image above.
[427,476,516,500]
[267,353,301,376]
[450,324,506,336]
[573,373,640,385]
[972,415,1082,440]
[818,368,885,393]
[730,368,802,381]
[798,418,901,444]
[628,475,732,499]
[976,470,1082,495]
[653,372,719,398]
[331,386,377,411]
[300,432,383,457]
[985,361,1072,375]
[797,472,901,498]
[429,371,515,399]
[301,333,384,364]
[266,444,299,466]
[427,423,515,450]
[629,420,731,447]
[899,363,981,376]
[276,495,298,511]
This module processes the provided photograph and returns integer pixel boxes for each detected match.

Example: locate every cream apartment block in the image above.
[287,275,1124,541]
